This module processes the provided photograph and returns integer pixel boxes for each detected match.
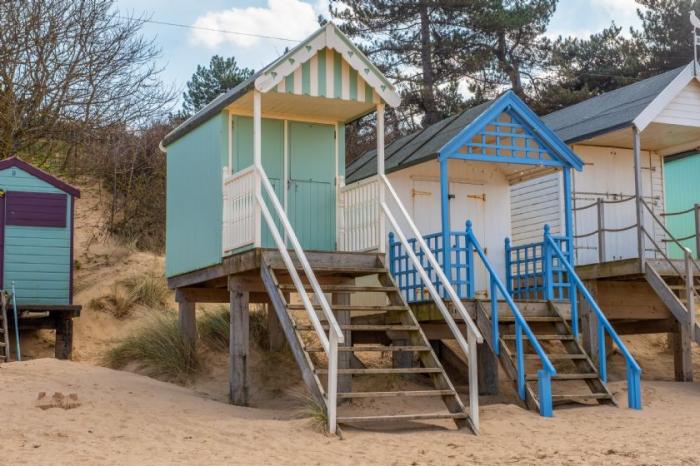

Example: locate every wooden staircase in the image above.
[260,253,473,430]
[475,299,615,412]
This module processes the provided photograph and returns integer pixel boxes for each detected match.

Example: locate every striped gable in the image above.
[254,23,400,108]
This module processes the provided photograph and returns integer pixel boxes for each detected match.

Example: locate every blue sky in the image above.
[114,0,643,105]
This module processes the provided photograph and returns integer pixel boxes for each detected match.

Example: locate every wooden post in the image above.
[376,103,386,254]
[632,126,645,271]
[54,316,73,360]
[178,301,197,348]
[229,277,250,406]
[581,279,598,358]
[333,285,352,394]
[475,304,498,395]
[672,323,694,382]
[266,303,286,352]
[253,90,262,248]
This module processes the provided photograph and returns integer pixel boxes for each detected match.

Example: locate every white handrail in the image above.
[379,173,483,433]
[253,163,342,433]
[380,174,483,342]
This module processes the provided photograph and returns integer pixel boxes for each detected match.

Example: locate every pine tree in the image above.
[182,56,254,115]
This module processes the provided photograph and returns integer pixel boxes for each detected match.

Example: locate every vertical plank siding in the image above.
[271,48,379,104]
[0,167,72,304]
[665,153,700,258]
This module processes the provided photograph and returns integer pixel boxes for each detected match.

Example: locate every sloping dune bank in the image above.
[2,359,699,466]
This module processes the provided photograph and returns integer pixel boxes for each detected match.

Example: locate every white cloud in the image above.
[190,0,322,49]
[590,0,643,30]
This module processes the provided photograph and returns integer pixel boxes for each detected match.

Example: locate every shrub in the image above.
[121,272,169,308]
[88,284,133,318]
[103,313,200,384]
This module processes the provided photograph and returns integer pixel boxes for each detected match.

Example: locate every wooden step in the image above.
[295,324,418,332]
[338,389,455,399]
[278,284,397,293]
[499,316,562,323]
[552,393,613,404]
[304,345,430,353]
[502,334,574,341]
[315,367,443,375]
[337,411,467,423]
[521,353,587,360]
[287,304,405,312]
[526,373,598,381]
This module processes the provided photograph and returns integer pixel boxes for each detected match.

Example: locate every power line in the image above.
[119,16,302,43]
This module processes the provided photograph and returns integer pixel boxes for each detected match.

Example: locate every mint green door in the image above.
[233,116,284,248]
[288,122,336,251]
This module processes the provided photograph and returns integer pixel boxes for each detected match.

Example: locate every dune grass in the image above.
[103,312,200,384]
[90,272,169,318]
[198,305,270,351]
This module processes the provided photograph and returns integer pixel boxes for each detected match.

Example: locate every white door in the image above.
[411,180,441,235]
[449,182,488,295]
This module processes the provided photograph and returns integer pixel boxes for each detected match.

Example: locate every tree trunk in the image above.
[496,31,525,99]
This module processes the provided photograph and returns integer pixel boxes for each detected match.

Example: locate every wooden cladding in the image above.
[6,191,67,228]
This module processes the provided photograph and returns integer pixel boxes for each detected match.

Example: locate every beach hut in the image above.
[0,156,81,359]
[345,91,641,415]
[663,151,700,259]
[162,23,484,434]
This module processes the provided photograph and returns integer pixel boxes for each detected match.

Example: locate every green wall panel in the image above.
[665,153,700,259]
[166,112,228,277]
[0,166,72,304]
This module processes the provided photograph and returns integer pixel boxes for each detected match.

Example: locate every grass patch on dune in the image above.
[198,305,270,351]
[90,272,169,318]
[103,313,200,384]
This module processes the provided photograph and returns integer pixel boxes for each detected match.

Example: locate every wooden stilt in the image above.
[266,303,285,352]
[229,277,250,406]
[581,279,598,360]
[475,305,498,395]
[54,317,73,360]
[177,300,197,348]
[671,322,694,382]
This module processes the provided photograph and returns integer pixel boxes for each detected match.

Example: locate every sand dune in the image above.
[2,358,699,466]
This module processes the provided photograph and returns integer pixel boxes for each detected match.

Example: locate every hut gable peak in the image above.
[254,23,400,107]
[0,156,80,197]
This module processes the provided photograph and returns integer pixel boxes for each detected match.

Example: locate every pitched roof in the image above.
[346,91,582,183]
[163,23,400,147]
[541,63,690,143]
[0,156,80,197]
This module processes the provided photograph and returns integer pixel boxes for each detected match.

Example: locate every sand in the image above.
[0,358,698,466]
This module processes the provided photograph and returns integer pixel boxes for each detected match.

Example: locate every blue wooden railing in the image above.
[388,229,472,303]
[465,221,556,416]
[505,234,571,301]
[543,225,642,409]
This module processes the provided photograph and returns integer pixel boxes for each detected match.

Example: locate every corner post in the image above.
[562,167,575,266]
[229,276,250,406]
[253,90,263,248]
[695,203,700,259]
[543,225,553,301]
[177,296,197,349]
[440,157,451,283]
[632,126,645,271]
[376,103,386,254]
[466,221,475,298]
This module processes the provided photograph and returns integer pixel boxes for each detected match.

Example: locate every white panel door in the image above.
[449,182,488,295]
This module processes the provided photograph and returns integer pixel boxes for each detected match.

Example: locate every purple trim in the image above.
[6,191,67,228]
[0,156,80,198]
[69,198,75,304]
[0,194,5,289]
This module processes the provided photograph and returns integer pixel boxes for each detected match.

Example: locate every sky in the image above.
[114,0,644,105]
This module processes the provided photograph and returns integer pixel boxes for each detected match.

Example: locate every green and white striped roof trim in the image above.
[254,23,401,108]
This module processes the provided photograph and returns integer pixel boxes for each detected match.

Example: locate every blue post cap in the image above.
[388,231,395,241]
[466,220,472,230]
[544,224,551,234]
[505,237,511,246]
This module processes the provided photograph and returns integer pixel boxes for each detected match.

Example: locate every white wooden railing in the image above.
[249,162,344,434]
[338,175,383,252]
[222,166,256,253]
[378,173,484,432]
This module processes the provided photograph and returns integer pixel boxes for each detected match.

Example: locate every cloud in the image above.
[190,0,322,49]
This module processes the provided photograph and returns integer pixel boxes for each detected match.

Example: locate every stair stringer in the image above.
[260,262,327,409]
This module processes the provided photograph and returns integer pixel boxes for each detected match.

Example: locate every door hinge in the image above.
[411,188,432,198]
[467,193,486,202]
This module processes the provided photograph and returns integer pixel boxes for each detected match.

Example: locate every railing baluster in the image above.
[597,320,607,383]
[515,321,525,400]
[491,278,498,355]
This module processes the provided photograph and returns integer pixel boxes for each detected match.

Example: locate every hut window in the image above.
[6,191,67,228]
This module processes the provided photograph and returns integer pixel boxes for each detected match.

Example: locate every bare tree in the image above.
[0,0,175,163]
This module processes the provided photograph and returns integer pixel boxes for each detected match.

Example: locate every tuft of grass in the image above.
[293,391,329,434]
[198,306,230,351]
[198,304,271,352]
[121,272,169,308]
[89,272,169,318]
[103,313,200,384]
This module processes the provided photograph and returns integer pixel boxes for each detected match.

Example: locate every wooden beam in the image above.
[475,305,498,396]
[176,287,229,303]
[580,279,598,359]
[672,321,694,382]
[229,276,250,406]
[177,301,197,348]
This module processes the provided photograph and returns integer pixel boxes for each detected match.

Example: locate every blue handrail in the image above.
[543,225,642,410]
[465,221,556,416]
